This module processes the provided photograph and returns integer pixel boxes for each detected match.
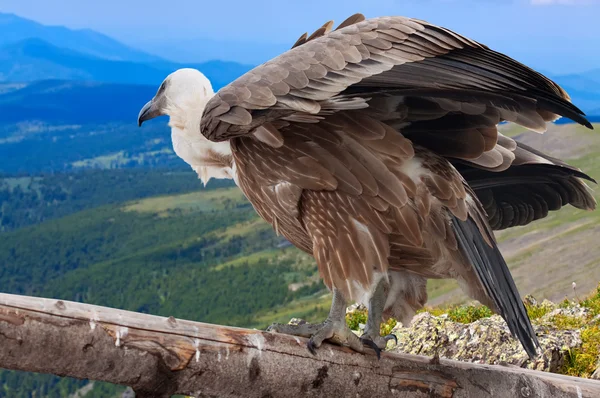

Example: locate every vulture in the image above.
[138,13,596,359]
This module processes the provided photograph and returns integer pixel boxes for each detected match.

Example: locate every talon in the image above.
[360,337,382,360]
[307,339,318,355]
[384,334,398,345]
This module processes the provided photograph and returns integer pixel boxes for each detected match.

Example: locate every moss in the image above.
[345,309,397,336]
[559,283,600,377]
[446,305,493,323]
[552,314,586,330]
[559,298,573,309]
[381,318,397,336]
[419,304,493,324]
[421,307,448,317]
[581,284,600,316]
[525,302,552,320]
[562,326,600,378]
[346,309,368,331]
[349,282,600,375]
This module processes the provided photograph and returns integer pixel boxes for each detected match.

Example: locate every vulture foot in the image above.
[268,288,370,356]
[267,320,364,354]
[359,333,397,359]
[306,319,364,355]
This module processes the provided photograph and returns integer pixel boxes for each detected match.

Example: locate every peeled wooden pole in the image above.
[1,293,599,397]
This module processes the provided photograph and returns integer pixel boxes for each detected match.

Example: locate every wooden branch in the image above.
[1,293,599,398]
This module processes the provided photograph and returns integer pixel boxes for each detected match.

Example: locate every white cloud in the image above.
[531,0,598,5]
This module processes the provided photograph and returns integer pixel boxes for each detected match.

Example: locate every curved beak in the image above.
[138,100,162,127]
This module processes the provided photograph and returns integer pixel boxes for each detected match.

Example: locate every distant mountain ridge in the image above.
[0,37,253,88]
[0,13,254,88]
[0,12,162,63]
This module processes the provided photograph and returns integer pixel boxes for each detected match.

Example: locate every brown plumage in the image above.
[140,14,596,359]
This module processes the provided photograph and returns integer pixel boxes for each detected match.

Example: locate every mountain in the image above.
[551,72,600,116]
[0,80,176,174]
[0,38,169,84]
[0,79,159,123]
[0,12,162,63]
[2,123,600,395]
[581,68,600,82]
[0,13,254,88]
[0,38,253,87]
[128,36,288,65]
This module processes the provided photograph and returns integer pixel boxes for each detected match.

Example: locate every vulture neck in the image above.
[167,95,235,186]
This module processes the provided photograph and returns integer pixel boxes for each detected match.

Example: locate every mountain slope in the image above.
[0,12,162,63]
[0,38,253,87]
[0,171,325,397]
[0,80,178,174]
[552,72,600,116]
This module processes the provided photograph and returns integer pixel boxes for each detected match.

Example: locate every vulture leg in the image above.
[359,277,397,359]
[268,288,365,355]
[306,288,365,355]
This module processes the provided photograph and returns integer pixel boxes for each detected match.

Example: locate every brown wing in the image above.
[201,13,595,229]
[201,14,590,143]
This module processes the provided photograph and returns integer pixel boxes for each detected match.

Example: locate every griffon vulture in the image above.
[138,13,596,359]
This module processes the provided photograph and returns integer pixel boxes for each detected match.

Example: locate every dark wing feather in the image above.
[201,15,591,143]
[455,140,596,230]
[451,205,539,358]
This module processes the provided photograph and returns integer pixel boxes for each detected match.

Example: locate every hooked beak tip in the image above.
[138,100,159,127]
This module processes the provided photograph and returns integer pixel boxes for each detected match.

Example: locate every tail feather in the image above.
[451,213,539,359]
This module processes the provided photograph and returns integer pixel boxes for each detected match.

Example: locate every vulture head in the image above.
[138,68,213,127]
[138,68,234,186]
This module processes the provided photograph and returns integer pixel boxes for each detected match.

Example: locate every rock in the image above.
[523,295,538,307]
[346,302,366,314]
[288,318,307,326]
[539,299,558,313]
[390,312,582,373]
[548,304,590,320]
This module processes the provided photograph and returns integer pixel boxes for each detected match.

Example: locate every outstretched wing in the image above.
[201,14,590,141]
[200,13,594,226]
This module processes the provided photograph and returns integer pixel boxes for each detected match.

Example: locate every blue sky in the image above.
[1,0,599,73]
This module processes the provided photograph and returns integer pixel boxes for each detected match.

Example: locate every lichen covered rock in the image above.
[390,308,583,373]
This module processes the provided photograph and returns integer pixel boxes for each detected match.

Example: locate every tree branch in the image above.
[0,292,598,397]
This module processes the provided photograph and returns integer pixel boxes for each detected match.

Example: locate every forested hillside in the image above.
[0,169,328,397]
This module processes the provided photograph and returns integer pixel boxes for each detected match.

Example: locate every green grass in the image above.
[2,176,42,192]
[71,151,127,168]
[525,302,553,320]
[123,187,248,215]
[419,304,493,324]
[560,285,600,378]
[212,249,279,270]
[72,148,175,169]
